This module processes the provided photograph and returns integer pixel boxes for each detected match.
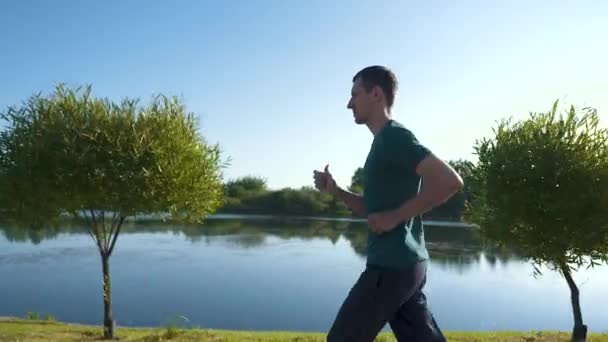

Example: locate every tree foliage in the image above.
[467,101,608,267]
[0,84,225,224]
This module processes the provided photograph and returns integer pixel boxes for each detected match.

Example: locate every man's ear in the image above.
[372,85,383,103]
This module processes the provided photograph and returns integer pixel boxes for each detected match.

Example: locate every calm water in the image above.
[1,217,607,333]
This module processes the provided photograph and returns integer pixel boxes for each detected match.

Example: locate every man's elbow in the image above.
[423,174,463,206]
[442,173,463,197]
[417,155,464,199]
[453,174,464,192]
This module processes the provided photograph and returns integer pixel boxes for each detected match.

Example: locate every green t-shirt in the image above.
[363,120,431,269]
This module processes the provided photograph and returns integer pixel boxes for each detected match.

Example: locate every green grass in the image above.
[1,318,607,341]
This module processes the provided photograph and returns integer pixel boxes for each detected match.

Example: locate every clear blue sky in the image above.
[1,1,606,189]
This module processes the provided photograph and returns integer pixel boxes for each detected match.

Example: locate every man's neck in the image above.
[367,110,392,136]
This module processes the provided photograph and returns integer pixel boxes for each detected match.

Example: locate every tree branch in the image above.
[107,215,125,257]
[108,211,118,237]
[105,211,118,250]
[101,210,108,250]
[89,208,105,255]
[81,209,98,246]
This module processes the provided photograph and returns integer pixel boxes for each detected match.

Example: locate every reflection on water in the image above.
[0,217,519,272]
[0,217,607,332]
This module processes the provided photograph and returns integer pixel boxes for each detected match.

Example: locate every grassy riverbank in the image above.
[1,318,608,341]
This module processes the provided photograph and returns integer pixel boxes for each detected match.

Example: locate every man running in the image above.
[314,65,463,341]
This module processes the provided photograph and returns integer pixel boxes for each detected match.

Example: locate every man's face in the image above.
[347,77,374,125]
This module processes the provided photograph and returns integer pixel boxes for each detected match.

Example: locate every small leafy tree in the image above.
[0,85,226,339]
[467,101,608,341]
[348,167,364,194]
[224,176,268,198]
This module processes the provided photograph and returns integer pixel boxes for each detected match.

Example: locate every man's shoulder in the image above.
[382,120,432,162]
[382,120,417,143]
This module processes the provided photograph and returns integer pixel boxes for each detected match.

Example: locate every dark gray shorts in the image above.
[327,261,445,342]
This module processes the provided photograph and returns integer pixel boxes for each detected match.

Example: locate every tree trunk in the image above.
[101,253,115,339]
[560,263,587,342]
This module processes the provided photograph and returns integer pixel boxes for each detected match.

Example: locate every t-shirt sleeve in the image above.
[384,127,431,172]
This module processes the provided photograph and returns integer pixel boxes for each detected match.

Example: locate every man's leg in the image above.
[388,277,446,342]
[327,263,427,342]
[327,267,388,342]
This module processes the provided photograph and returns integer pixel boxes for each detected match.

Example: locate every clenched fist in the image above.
[313,164,337,195]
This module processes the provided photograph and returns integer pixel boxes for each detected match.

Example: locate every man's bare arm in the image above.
[395,153,463,221]
[333,186,367,217]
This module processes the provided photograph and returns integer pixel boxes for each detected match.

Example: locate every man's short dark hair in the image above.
[353,65,398,109]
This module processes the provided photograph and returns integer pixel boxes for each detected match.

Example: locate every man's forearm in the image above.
[333,186,367,217]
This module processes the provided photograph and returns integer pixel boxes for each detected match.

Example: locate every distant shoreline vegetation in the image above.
[218,160,473,222]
